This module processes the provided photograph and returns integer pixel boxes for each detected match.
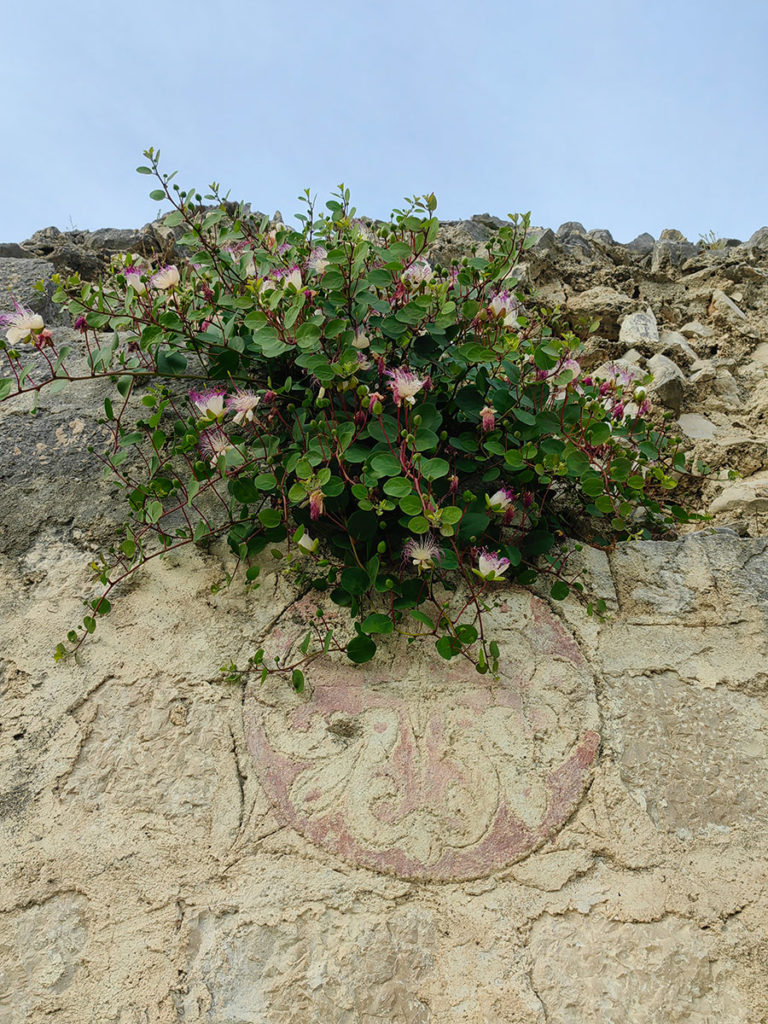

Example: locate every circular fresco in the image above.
[245,589,600,882]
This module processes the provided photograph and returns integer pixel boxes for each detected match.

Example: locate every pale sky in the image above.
[2,0,766,244]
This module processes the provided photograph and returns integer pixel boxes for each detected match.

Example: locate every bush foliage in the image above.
[0,150,696,687]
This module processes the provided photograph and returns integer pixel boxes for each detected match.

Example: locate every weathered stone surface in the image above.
[586,228,615,246]
[3,213,768,1021]
[246,590,599,882]
[652,238,699,273]
[678,412,717,440]
[709,287,747,330]
[566,285,632,336]
[619,309,660,350]
[0,242,28,257]
[626,232,655,255]
[0,256,58,321]
[530,913,750,1023]
[709,471,768,515]
[659,329,698,366]
[746,225,768,250]
[647,352,686,414]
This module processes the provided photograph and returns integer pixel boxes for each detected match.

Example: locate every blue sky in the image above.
[2,0,766,244]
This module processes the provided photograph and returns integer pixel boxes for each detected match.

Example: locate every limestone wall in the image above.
[1,219,767,1022]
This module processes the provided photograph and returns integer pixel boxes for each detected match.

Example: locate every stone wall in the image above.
[1,218,767,1022]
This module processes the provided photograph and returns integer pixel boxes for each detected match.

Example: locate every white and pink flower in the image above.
[124,266,147,294]
[189,388,227,420]
[309,489,325,520]
[480,405,496,431]
[149,264,180,290]
[260,264,302,295]
[403,535,442,572]
[476,549,510,581]
[0,300,44,345]
[297,532,318,553]
[198,426,233,467]
[488,290,521,327]
[401,259,433,289]
[226,389,260,425]
[306,246,328,274]
[386,367,428,407]
[487,487,515,512]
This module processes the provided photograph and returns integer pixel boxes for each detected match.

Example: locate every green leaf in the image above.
[383,477,412,498]
[83,616,96,634]
[296,321,322,346]
[420,457,449,480]
[346,634,377,663]
[0,379,13,401]
[610,458,633,482]
[458,512,490,539]
[456,624,478,645]
[193,522,210,542]
[410,609,435,629]
[341,567,370,595]
[408,515,430,534]
[436,635,461,660]
[254,473,278,491]
[457,342,492,363]
[292,669,305,693]
[336,422,355,452]
[398,495,422,516]
[581,474,604,497]
[258,508,282,528]
[566,451,590,475]
[136,166,153,174]
[588,421,611,445]
[149,189,166,201]
[361,613,394,634]
[414,428,439,452]
[156,350,187,375]
[367,269,392,287]
[370,453,402,476]
[346,510,378,540]
[441,506,463,524]
[550,581,570,600]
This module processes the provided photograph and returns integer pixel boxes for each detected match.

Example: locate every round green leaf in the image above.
[346,634,377,663]
[370,453,402,476]
[435,635,461,660]
[383,477,412,498]
[361,613,394,635]
[341,567,370,595]
[420,457,450,480]
[408,515,430,534]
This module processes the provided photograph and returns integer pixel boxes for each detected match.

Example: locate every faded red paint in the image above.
[245,590,600,882]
